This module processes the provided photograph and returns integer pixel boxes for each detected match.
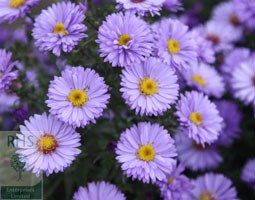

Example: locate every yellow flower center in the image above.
[37,135,58,154]
[199,192,216,200]
[139,78,158,96]
[136,144,155,162]
[118,34,131,46]
[54,23,68,36]
[168,177,175,183]
[68,89,89,107]
[168,39,180,54]
[230,14,240,26]
[193,141,210,150]
[10,0,25,8]
[192,75,207,86]
[189,112,203,126]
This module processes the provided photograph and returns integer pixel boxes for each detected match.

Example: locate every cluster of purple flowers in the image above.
[1,0,255,199]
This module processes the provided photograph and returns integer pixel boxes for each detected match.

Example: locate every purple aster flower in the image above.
[175,91,223,145]
[120,57,179,116]
[163,0,183,12]
[231,57,255,105]
[204,20,242,52]
[13,103,29,123]
[220,48,250,87]
[0,49,18,92]
[174,129,222,171]
[0,0,40,23]
[0,92,19,113]
[73,181,126,200]
[46,66,110,128]
[182,62,225,98]
[241,159,255,190]
[115,0,165,16]
[212,1,242,29]
[179,2,202,28]
[188,173,237,200]
[156,163,193,200]
[97,12,153,68]
[116,122,177,183]
[233,0,255,30]
[0,27,9,45]
[191,27,216,64]
[32,2,87,56]
[214,100,242,147]
[153,18,198,71]
[15,113,81,176]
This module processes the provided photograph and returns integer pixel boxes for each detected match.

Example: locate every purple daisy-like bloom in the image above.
[15,113,81,176]
[0,0,40,23]
[212,1,243,29]
[175,91,223,145]
[115,0,165,16]
[156,163,193,200]
[231,57,255,105]
[174,129,222,171]
[120,57,179,116]
[0,92,19,113]
[32,2,87,56]
[116,122,177,183]
[73,181,126,200]
[163,0,183,12]
[154,18,198,71]
[191,27,216,64]
[233,0,255,30]
[0,49,18,92]
[188,173,237,200]
[220,48,250,87]
[204,20,242,52]
[46,66,110,128]
[182,62,225,98]
[214,100,242,147]
[241,159,255,190]
[97,12,153,68]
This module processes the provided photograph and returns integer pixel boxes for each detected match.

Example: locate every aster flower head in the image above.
[163,0,183,12]
[115,0,165,16]
[241,159,255,190]
[174,129,222,171]
[116,122,177,183]
[0,0,40,23]
[188,173,237,200]
[97,12,153,68]
[156,163,193,200]
[73,181,126,200]
[191,27,216,64]
[182,62,225,98]
[233,0,255,30]
[0,92,19,113]
[212,1,242,28]
[0,49,18,92]
[220,48,250,86]
[15,113,81,176]
[214,100,242,147]
[46,66,110,127]
[154,18,198,71]
[204,20,242,52]
[32,2,87,56]
[231,57,255,105]
[175,91,223,145]
[120,57,179,116]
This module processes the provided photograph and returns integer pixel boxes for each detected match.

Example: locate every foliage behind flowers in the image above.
[1,0,255,199]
